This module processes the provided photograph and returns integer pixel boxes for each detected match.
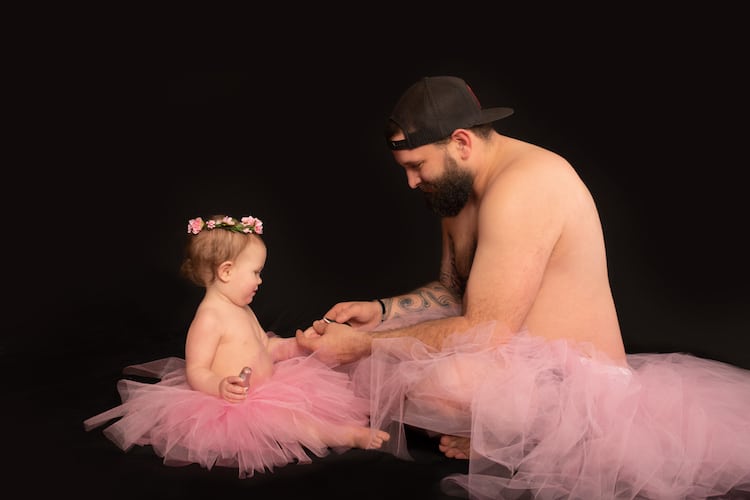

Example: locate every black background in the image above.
[7,8,749,499]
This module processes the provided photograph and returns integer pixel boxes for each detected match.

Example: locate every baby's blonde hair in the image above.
[181,215,264,287]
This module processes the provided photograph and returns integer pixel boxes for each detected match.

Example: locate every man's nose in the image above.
[406,170,421,189]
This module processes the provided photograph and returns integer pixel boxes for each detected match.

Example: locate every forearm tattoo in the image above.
[387,282,461,318]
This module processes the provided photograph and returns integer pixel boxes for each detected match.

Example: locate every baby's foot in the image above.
[355,428,390,450]
[438,434,470,459]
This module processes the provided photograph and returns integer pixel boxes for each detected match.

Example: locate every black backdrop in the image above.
[8,10,750,498]
[30,43,749,367]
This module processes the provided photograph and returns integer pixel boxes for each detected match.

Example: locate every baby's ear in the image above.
[217,261,233,282]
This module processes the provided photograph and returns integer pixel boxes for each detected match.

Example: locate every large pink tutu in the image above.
[84,353,371,478]
[354,318,750,499]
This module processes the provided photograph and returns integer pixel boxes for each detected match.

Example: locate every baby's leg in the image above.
[350,426,390,450]
[293,413,389,451]
[319,424,390,450]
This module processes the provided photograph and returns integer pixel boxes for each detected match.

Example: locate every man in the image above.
[295,76,750,499]
[296,74,626,455]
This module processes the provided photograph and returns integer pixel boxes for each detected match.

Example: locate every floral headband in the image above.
[187,216,264,235]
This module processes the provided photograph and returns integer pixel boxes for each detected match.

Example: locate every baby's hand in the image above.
[219,373,249,403]
[298,325,322,339]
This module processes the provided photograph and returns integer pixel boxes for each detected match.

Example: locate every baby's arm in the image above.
[185,310,248,402]
[267,335,308,362]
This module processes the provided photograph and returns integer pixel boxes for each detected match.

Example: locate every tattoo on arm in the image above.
[384,282,461,319]
[442,235,466,295]
[440,268,465,296]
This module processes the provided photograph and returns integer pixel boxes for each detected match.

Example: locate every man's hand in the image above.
[324,300,382,332]
[295,319,373,366]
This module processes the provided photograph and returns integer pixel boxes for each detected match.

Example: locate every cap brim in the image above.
[477,107,514,125]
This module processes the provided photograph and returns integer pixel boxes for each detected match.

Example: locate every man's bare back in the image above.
[445,135,626,363]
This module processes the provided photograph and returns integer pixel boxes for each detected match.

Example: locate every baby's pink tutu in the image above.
[355,320,750,499]
[85,353,370,478]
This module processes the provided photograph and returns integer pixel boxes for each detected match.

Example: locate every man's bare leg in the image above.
[439,434,470,459]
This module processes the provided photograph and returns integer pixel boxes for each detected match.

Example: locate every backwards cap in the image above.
[387,76,514,151]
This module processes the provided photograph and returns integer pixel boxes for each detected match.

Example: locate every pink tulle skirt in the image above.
[354,320,750,499]
[84,354,370,478]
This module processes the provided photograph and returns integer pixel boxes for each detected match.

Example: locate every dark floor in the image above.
[6,316,470,500]
[68,424,469,500]
[10,333,750,500]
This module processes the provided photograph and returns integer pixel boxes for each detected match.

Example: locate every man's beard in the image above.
[422,154,473,217]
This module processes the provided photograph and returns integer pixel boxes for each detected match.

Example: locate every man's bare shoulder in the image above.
[486,140,576,203]
[475,142,588,243]
[497,137,573,178]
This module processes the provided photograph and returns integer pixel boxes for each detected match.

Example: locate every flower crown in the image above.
[187,216,264,235]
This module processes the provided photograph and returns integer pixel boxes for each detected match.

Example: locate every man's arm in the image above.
[380,281,461,323]
[323,236,462,331]
[374,165,564,349]
[377,214,464,324]
[297,163,564,361]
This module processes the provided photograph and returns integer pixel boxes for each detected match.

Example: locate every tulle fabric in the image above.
[354,315,750,499]
[84,352,370,478]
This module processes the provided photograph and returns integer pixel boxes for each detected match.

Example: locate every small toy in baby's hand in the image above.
[238,366,252,387]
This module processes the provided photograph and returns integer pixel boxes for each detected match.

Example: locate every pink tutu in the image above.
[84,353,370,478]
[354,320,750,499]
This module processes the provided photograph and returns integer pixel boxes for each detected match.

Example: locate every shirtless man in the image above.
[296,75,626,458]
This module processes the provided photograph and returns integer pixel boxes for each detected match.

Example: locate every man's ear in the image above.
[217,261,233,282]
[451,129,471,159]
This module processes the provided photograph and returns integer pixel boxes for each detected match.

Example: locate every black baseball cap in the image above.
[387,76,514,151]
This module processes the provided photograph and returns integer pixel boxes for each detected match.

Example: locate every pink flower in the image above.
[240,216,263,234]
[187,215,264,235]
[187,218,204,234]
